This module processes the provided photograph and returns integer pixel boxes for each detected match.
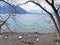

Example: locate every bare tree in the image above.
[17,0,60,41]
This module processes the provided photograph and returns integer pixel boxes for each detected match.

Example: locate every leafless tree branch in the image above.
[57,8,60,11]
[5,23,12,32]
[1,15,11,26]
[45,0,59,16]
[57,5,60,12]
[19,0,59,33]
[3,0,17,14]
[45,0,51,5]
[52,0,54,5]
[0,15,12,32]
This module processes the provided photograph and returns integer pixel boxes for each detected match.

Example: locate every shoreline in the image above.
[0,32,58,45]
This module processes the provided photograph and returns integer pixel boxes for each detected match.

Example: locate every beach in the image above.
[0,32,59,45]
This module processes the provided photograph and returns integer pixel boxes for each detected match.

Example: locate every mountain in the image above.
[28,10,51,14]
[0,1,60,14]
[13,5,30,14]
[0,1,29,14]
[29,10,60,14]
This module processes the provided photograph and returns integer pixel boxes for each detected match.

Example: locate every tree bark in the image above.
[0,25,2,35]
[57,17,60,33]
[0,27,1,32]
[55,15,60,41]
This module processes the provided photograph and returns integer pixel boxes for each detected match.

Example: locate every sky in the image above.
[20,2,41,11]
[18,0,47,11]
[5,0,60,13]
[14,0,60,12]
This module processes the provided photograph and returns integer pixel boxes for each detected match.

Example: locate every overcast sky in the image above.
[5,0,60,11]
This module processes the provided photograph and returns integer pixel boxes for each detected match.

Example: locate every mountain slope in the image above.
[0,1,29,14]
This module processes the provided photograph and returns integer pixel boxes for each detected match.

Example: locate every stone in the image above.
[0,35,2,37]
[22,34,38,44]
[4,36,8,39]
[18,36,22,39]
[36,38,39,42]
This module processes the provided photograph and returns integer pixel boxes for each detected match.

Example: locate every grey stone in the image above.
[22,34,38,44]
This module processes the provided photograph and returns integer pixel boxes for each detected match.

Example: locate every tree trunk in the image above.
[0,25,1,35]
[0,25,1,31]
[55,15,60,41]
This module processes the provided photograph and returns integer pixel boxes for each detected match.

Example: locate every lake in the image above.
[0,14,56,33]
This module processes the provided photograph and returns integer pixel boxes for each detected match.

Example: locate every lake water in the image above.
[0,14,56,33]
